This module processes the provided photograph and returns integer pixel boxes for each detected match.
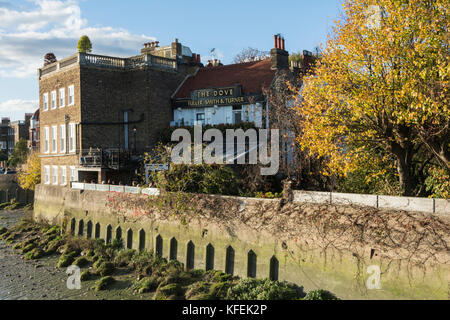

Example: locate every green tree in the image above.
[7,139,29,168]
[77,35,92,53]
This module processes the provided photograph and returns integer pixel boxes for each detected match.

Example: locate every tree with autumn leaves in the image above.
[17,153,41,191]
[296,0,449,197]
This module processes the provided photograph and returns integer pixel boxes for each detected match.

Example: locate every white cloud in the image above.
[0,99,38,121]
[0,0,156,78]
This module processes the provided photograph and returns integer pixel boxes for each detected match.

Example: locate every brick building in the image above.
[38,39,201,186]
[0,118,14,157]
[172,35,307,129]
[29,109,40,153]
[0,114,32,157]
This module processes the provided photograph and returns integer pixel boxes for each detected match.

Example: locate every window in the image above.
[196,113,205,125]
[68,85,74,106]
[59,88,65,108]
[43,93,49,111]
[51,126,57,153]
[70,166,77,182]
[60,124,66,153]
[51,90,56,110]
[68,123,76,153]
[43,127,49,154]
[52,166,58,185]
[44,166,50,184]
[60,166,67,186]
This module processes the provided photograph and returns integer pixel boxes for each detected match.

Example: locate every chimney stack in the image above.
[271,34,289,70]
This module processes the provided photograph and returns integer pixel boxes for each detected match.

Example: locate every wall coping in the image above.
[68,183,449,216]
[293,190,449,216]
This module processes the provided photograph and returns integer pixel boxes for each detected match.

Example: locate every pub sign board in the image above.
[178,85,263,107]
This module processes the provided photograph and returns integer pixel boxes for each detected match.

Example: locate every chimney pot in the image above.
[281,38,285,50]
[274,35,278,49]
[277,36,282,50]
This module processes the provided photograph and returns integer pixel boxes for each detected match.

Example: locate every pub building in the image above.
[171,35,311,129]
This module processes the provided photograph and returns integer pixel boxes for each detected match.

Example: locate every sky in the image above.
[0,0,344,121]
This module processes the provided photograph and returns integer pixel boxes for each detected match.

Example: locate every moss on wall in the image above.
[33,184,450,300]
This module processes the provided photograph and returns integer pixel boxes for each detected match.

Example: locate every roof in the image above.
[174,59,276,99]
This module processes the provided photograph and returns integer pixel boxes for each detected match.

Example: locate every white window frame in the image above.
[59,88,65,108]
[43,127,50,154]
[43,93,49,111]
[60,124,66,154]
[44,166,50,185]
[68,123,76,153]
[51,90,57,110]
[60,166,67,186]
[68,85,75,106]
[70,166,77,182]
[52,166,58,185]
[51,125,57,154]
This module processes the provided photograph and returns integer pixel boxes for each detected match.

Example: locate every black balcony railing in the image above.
[80,148,131,170]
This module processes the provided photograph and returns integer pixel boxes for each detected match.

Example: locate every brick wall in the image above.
[38,65,81,183]
[79,65,186,152]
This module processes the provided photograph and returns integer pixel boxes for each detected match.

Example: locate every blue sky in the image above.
[0,0,344,121]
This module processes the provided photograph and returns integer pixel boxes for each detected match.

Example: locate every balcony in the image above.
[79,148,131,170]
[39,52,177,79]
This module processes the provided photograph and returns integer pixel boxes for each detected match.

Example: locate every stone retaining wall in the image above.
[33,184,450,300]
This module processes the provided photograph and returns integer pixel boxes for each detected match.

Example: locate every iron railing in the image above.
[79,148,131,170]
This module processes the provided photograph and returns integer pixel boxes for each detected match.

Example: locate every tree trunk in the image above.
[397,158,416,196]
[390,141,417,196]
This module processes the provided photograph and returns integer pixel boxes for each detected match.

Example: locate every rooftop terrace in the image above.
[38,52,178,79]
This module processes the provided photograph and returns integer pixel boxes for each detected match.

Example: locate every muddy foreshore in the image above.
[0,209,150,300]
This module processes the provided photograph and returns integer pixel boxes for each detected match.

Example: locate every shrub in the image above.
[24,248,43,260]
[185,281,210,300]
[94,276,115,291]
[96,261,115,276]
[114,249,136,267]
[226,279,300,300]
[80,270,91,282]
[72,256,90,267]
[135,276,159,293]
[57,252,78,268]
[304,289,339,300]
[155,283,182,300]
[156,164,240,196]
[0,227,7,235]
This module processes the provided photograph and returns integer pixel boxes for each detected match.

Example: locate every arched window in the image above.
[70,218,76,236]
[86,221,93,239]
[247,250,257,278]
[170,238,178,261]
[269,256,279,281]
[95,223,101,239]
[106,225,112,244]
[186,241,195,270]
[139,229,146,251]
[205,244,215,271]
[225,246,235,275]
[156,235,163,258]
[115,226,122,241]
[78,219,84,236]
[127,229,133,249]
